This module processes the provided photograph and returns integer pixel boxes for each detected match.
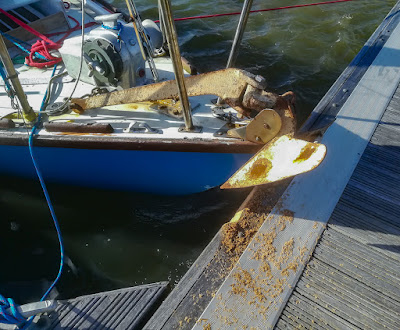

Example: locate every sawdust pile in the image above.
[220,183,292,261]
[221,209,266,256]
[218,185,300,316]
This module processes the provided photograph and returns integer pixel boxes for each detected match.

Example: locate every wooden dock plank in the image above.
[44,282,168,330]
[276,52,400,330]
[313,240,400,300]
[337,192,400,231]
[305,259,400,320]
[92,290,140,329]
[295,280,392,329]
[278,292,357,330]
[279,233,400,329]
[304,268,399,328]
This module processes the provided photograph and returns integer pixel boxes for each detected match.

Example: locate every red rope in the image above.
[0,8,58,46]
[0,7,62,67]
[0,9,96,68]
[27,40,62,67]
[154,0,354,23]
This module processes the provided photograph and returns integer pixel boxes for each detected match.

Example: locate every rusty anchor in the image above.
[70,68,293,118]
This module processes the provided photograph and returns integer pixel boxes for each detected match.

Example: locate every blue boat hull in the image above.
[0,145,252,195]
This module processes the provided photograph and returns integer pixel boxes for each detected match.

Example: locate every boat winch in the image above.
[59,13,163,89]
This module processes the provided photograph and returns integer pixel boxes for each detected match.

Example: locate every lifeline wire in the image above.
[154,0,354,23]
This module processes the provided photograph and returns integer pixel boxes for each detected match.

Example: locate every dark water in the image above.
[0,175,250,301]
[0,0,396,303]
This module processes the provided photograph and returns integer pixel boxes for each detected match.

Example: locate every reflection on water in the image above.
[0,0,397,303]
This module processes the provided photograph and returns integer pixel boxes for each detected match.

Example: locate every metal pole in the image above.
[0,35,36,122]
[125,0,160,82]
[226,0,254,68]
[217,0,253,105]
[159,0,194,131]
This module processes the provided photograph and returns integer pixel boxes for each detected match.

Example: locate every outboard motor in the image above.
[59,13,163,89]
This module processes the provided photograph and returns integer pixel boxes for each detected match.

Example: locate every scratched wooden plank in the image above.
[341,185,400,224]
[277,292,358,330]
[322,229,400,276]
[279,239,400,329]
[313,243,400,299]
[295,278,396,329]
[303,267,399,328]
[306,258,400,321]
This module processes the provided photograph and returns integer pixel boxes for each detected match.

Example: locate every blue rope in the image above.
[0,31,47,61]
[101,22,123,31]
[29,65,64,302]
[0,295,26,325]
[0,64,12,92]
[0,48,61,330]
[101,22,123,40]
[11,65,65,330]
